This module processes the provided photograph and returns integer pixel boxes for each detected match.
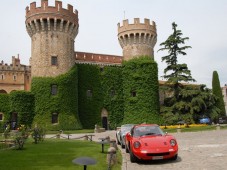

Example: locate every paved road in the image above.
[46,129,227,170]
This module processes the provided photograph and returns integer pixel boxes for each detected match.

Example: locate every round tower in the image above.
[25,0,79,77]
[117,18,157,61]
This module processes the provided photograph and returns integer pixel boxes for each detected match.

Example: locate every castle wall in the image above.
[30,31,75,77]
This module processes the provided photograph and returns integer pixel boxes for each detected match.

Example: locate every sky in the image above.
[0,0,227,88]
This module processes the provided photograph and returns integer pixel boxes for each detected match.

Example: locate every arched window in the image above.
[52,113,58,124]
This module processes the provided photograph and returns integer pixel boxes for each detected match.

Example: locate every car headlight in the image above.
[170,139,177,146]
[133,141,141,149]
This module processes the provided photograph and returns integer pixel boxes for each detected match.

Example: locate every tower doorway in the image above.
[101,108,108,130]
[10,112,18,130]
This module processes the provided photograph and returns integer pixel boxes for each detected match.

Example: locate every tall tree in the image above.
[158,22,195,101]
[212,71,226,117]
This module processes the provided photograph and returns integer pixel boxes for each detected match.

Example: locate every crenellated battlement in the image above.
[25,0,78,38]
[118,18,156,34]
[26,0,78,24]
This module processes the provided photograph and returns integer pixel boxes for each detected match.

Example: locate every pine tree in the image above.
[212,71,226,117]
[158,22,195,101]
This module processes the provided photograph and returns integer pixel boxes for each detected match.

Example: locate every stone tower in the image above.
[25,0,79,77]
[117,18,157,61]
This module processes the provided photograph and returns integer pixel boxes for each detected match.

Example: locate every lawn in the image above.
[0,138,121,170]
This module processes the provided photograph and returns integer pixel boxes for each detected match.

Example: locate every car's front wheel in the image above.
[171,154,178,161]
[116,135,120,145]
[121,140,125,149]
[130,150,137,163]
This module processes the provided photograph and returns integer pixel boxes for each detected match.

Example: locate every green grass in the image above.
[0,138,121,170]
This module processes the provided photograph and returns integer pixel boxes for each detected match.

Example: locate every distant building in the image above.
[0,55,31,94]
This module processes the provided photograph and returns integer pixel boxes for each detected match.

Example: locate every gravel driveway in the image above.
[121,129,227,170]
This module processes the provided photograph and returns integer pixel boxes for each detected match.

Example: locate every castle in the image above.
[0,0,160,129]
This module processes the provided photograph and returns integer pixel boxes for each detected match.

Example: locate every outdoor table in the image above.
[98,140,110,153]
[72,157,97,170]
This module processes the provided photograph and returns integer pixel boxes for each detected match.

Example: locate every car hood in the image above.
[136,135,173,148]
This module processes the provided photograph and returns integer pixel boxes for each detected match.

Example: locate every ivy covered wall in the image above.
[101,66,124,129]
[0,92,34,131]
[31,65,81,130]
[10,91,35,127]
[77,64,103,129]
[0,94,10,131]
[122,56,161,124]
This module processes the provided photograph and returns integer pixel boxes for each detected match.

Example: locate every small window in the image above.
[51,56,58,66]
[100,67,104,72]
[131,91,137,97]
[52,113,58,124]
[0,112,3,121]
[1,74,4,80]
[51,84,58,95]
[110,89,115,97]
[13,75,17,81]
[87,90,92,98]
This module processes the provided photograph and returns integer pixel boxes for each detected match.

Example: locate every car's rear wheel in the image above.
[125,145,129,153]
[130,150,137,163]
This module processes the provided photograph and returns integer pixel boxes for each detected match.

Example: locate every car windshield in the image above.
[121,125,134,133]
[133,125,164,137]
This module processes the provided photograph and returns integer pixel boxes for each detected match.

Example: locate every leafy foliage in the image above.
[101,66,124,129]
[31,66,81,130]
[160,84,220,124]
[212,71,226,116]
[158,22,195,100]
[122,56,161,124]
[77,64,103,129]
[158,22,220,124]
[0,94,10,131]
[10,91,35,127]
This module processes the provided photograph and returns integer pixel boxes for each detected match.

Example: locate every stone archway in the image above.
[101,108,108,130]
[0,89,7,94]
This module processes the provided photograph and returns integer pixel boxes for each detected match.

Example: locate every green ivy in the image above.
[10,91,35,127]
[122,56,161,124]
[77,64,103,129]
[0,94,11,131]
[31,65,81,130]
[101,66,124,129]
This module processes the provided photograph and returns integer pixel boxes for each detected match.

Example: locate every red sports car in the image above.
[125,124,178,162]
